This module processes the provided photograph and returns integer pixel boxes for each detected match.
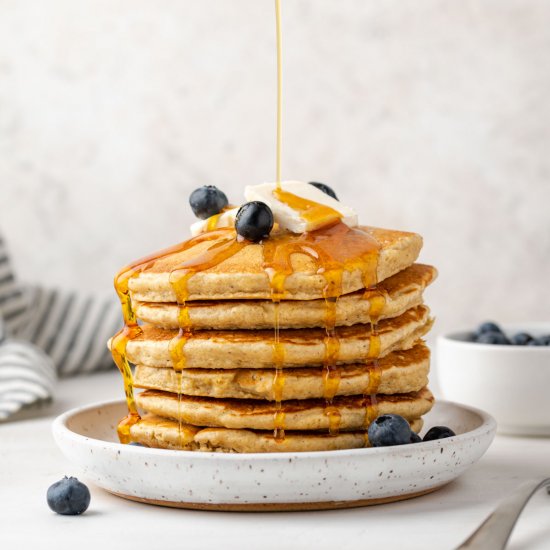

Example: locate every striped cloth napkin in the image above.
[0,234,121,420]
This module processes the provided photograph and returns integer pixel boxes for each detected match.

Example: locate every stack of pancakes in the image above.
[109,225,436,453]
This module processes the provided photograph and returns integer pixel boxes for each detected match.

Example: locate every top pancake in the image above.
[127,225,422,301]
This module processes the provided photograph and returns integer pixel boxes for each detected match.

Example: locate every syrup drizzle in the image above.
[322,296,342,435]
[362,286,387,442]
[261,222,381,440]
[203,205,236,232]
[272,0,285,439]
[168,232,246,443]
[272,300,286,441]
[112,228,243,443]
[111,238,209,443]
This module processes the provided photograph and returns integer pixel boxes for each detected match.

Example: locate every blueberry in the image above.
[527,335,550,346]
[308,181,339,201]
[47,476,90,515]
[189,185,228,220]
[510,332,533,346]
[477,321,503,335]
[476,331,510,345]
[235,202,274,242]
[423,426,456,442]
[368,414,413,447]
[410,432,422,444]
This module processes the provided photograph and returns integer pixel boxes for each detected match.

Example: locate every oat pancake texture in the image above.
[134,341,430,400]
[135,387,434,431]
[134,264,436,330]
[130,415,424,453]
[116,305,432,370]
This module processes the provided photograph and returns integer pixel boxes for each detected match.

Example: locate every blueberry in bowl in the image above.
[510,332,534,346]
[475,321,503,337]
[470,321,550,347]
[527,335,550,346]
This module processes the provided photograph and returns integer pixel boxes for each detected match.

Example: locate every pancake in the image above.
[129,414,424,453]
[134,341,430,400]
[135,387,434,431]
[134,263,437,330]
[119,305,432,370]
[127,225,423,302]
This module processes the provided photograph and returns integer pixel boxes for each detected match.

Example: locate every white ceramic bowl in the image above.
[438,323,550,436]
[53,399,495,511]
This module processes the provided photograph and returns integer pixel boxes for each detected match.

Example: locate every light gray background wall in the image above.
[1,0,549,336]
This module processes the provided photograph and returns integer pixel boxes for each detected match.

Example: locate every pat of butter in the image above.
[245,181,357,233]
[190,207,239,236]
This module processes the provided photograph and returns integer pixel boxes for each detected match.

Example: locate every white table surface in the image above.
[1,370,549,550]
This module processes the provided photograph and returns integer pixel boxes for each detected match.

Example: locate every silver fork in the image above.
[456,477,550,549]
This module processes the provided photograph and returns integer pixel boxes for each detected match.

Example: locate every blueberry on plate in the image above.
[308,181,339,201]
[477,321,503,336]
[47,476,90,515]
[476,331,510,345]
[423,426,456,442]
[235,201,274,242]
[410,432,422,444]
[189,185,229,219]
[368,414,413,447]
[510,332,533,346]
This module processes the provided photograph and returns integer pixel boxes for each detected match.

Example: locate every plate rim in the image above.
[52,398,497,460]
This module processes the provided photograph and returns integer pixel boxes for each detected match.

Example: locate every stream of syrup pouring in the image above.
[272,0,285,441]
[111,0,386,447]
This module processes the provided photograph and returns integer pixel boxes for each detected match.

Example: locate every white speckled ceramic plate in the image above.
[53,399,496,511]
